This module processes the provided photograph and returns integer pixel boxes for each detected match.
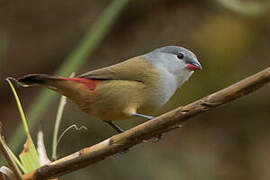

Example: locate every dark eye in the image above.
[177,53,184,59]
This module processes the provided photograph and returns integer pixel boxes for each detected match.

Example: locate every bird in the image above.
[16,46,202,134]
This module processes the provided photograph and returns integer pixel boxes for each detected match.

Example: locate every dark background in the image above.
[0,0,270,179]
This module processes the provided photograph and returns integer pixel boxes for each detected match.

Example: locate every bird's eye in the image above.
[177,53,184,59]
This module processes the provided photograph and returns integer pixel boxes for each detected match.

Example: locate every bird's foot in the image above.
[143,133,164,144]
[133,113,155,120]
[151,133,164,143]
[133,113,165,143]
[119,148,130,154]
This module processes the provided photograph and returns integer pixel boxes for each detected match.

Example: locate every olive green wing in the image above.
[78,56,156,82]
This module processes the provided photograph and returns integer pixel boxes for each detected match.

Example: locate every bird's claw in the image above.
[119,148,130,154]
[152,133,163,143]
[143,133,164,144]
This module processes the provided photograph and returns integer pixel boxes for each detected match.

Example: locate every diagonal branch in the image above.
[24,67,270,180]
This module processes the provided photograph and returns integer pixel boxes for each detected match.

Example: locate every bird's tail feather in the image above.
[17,74,63,87]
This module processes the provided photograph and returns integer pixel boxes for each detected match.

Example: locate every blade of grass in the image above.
[6,79,40,172]
[52,73,75,160]
[37,131,51,166]
[6,79,30,135]
[5,0,130,159]
[7,149,26,174]
[51,94,67,160]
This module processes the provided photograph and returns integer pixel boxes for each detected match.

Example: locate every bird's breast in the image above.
[153,70,178,107]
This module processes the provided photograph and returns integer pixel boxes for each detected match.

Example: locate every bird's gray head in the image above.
[144,46,202,86]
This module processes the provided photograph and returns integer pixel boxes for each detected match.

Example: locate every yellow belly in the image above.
[70,80,161,121]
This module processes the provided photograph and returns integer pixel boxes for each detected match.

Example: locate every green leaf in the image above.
[19,137,40,173]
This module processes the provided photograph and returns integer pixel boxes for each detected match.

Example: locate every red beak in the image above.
[186,62,202,71]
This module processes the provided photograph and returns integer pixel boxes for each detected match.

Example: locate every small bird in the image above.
[17,46,202,134]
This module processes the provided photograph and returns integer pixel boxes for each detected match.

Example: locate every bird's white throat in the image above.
[155,66,193,107]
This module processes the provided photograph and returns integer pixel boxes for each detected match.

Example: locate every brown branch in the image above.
[24,67,270,180]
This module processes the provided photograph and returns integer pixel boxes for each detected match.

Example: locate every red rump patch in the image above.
[60,77,99,92]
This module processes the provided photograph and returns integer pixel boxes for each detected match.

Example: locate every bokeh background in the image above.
[0,0,270,179]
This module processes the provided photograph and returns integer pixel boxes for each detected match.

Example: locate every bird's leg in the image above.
[105,121,130,153]
[133,113,154,120]
[132,113,163,142]
[106,122,125,133]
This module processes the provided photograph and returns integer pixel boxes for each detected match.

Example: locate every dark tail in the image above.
[17,74,62,86]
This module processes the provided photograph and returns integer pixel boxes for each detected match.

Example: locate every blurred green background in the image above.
[0,0,270,179]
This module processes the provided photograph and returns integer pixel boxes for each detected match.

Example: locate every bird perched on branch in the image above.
[16,46,202,134]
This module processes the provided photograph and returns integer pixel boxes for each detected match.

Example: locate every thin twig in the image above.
[0,166,16,180]
[56,125,87,147]
[23,67,270,180]
[0,123,23,180]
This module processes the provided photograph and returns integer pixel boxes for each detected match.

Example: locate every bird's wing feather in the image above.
[78,56,155,82]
